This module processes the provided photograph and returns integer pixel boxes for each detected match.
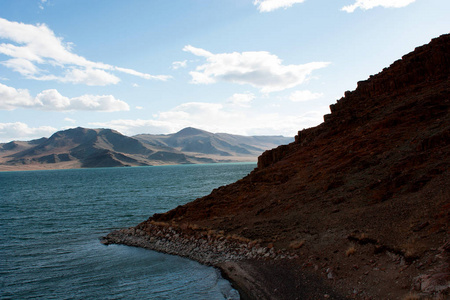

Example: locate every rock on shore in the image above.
[102,223,292,265]
[103,223,346,300]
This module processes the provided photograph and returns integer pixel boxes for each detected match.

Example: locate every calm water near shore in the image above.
[0,163,256,299]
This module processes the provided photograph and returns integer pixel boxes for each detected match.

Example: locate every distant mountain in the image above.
[134,127,292,158]
[0,127,293,171]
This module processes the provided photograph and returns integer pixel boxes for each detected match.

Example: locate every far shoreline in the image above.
[0,160,257,173]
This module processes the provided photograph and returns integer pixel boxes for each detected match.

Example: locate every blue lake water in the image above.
[0,163,256,299]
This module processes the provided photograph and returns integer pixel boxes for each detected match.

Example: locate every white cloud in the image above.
[172,60,187,70]
[158,102,227,124]
[39,0,48,10]
[35,89,71,110]
[89,119,177,137]
[1,58,39,76]
[89,98,329,137]
[342,0,416,12]
[0,83,129,111]
[69,94,129,112]
[0,17,169,85]
[183,45,213,57]
[253,0,306,12]
[64,117,76,123]
[289,90,323,102]
[114,67,171,81]
[227,92,255,107]
[183,45,329,93]
[59,68,121,86]
[0,83,35,109]
[0,122,56,142]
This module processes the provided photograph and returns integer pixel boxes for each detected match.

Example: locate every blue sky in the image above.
[0,0,449,142]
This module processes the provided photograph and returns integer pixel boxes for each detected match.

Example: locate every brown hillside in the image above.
[145,34,450,298]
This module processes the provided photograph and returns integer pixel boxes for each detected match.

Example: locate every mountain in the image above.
[104,34,450,299]
[134,127,292,158]
[0,127,293,171]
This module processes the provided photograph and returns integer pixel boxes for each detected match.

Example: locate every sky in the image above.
[0,0,449,142]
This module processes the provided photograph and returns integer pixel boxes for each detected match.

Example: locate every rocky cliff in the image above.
[106,34,450,299]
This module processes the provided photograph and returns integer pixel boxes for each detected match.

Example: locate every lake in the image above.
[0,163,256,299]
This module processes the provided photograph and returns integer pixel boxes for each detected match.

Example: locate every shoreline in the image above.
[102,223,450,299]
[101,225,346,300]
[0,161,257,172]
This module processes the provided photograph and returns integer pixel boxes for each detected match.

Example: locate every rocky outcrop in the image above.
[325,34,449,126]
[258,34,450,171]
[257,144,290,169]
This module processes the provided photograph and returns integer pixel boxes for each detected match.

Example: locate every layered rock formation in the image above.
[106,34,450,299]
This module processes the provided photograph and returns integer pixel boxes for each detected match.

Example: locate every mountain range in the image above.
[0,127,293,171]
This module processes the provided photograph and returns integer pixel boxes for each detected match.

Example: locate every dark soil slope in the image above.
[146,34,450,298]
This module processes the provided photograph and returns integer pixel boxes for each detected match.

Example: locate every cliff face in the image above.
[145,34,450,298]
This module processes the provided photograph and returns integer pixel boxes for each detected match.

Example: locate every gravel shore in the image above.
[102,224,345,300]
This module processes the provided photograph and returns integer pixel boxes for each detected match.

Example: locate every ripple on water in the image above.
[1,164,255,299]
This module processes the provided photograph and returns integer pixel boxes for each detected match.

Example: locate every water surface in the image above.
[0,163,256,299]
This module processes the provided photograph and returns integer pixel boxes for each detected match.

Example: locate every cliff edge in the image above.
[105,34,450,299]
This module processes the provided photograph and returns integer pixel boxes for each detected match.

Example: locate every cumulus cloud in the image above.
[0,17,170,85]
[289,90,323,102]
[0,122,56,142]
[68,94,129,112]
[253,0,306,12]
[183,45,329,93]
[341,0,416,12]
[0,83,35,110]
[0,83,129,111]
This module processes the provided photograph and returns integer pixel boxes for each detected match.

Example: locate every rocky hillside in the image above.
[123,34,449,298]
[0,127,292,171]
